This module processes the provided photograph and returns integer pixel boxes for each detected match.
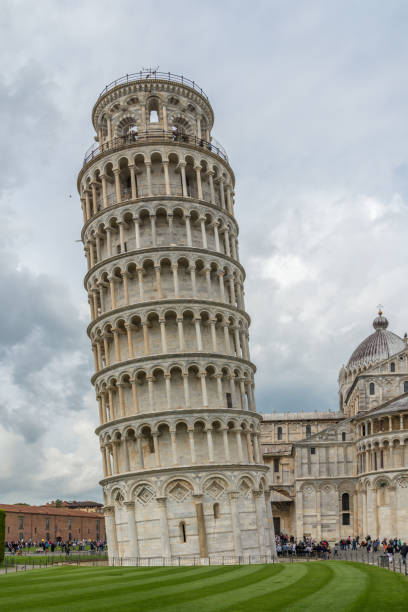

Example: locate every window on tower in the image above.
[404,381,408,393]
[305,425,311,437]
[369,382,375,395]
[390,362,395,372]
[277,426,283,441]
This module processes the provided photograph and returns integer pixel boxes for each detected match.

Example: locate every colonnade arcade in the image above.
[83,202,239,269]
[79,150,234,224]
[356,409,408,474]
[99,413,262,477]
[90,306,250,373]
[95,360,256,423]
[86,254,245,318]
[356,474,408,537]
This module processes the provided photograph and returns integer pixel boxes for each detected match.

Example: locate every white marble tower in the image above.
[78,70,275,561]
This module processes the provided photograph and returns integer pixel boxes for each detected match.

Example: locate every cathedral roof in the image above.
[347,311,405,370]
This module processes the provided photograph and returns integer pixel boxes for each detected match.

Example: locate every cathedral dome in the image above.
[347,311,405,369]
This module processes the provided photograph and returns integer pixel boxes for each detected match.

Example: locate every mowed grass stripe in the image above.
[346,562,408,612]
[285,561,368,611]
[219,562,334,612]
[0,565,232,608]
[162,563,307,612]
[58,565,278,612]
[0,565,196,595]
[5,565,266,612]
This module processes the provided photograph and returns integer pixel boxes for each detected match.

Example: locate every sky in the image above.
[1,0,408,504]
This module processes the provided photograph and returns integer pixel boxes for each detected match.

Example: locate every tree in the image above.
[55,500,63,507]
[0,509,5,565]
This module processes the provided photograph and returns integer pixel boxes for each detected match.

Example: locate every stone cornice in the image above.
[81,196,239,240]
[84,245,246,288]
[95,406,262,435]
[86,297,251,337]
[99,461,268,486]
[90,351,256,385]
[78,137,233,187]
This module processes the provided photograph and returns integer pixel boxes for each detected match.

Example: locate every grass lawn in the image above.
[0,561,407,611]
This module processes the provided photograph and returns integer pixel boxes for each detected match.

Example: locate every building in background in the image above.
[45,500,104,514]
[78,70,275,562]
[0,504,104,542]
[261,311,408,542]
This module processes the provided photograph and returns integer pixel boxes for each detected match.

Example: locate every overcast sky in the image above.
[1,0,408,504]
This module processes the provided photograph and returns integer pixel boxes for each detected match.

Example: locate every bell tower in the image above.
[78,70,275,562]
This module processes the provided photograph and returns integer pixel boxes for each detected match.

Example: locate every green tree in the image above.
[55,500,63,508]
[0,509,5,565]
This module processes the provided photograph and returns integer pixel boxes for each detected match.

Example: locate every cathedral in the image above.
[262,310,408,542]
[77,71,407,562]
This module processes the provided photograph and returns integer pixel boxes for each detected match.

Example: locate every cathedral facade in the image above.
[261,311,408,542]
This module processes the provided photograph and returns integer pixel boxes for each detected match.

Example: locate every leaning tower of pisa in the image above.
[78,70,275,561]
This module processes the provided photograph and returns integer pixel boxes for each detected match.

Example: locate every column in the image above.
[219,178,226,208]
[137,267,144,300]
[193,495,208,558]
[85,190,91,219]
[145,161,153,196]
[131,379,139,414]
[253,491,267,555]
[234,326,241,357]
[113,169,121,203]
[200,372,208,407]
[164,373,171,409]
[223,427,231,461]
[265,490,277,555]
[172,263,179,297]
[200,216,208,248]
[134,217,141,249]
[218,272,225,301]
[112,442,119,474]
[246,432,254,463]
[208,171,215,204]
[183,373,191,408]
[188,428,196,463]
[155,265,163,298]
[195,165,203,200]
[153,433,161,467]
[147,376,154,410]
[195,317,203,350]
[106,228,112,257]
[235,428,244,462]
[163,160,171,195]
[109,278,117,309]
[118,221,125,252]
[170,429,178,465]
[118,384,126,417]
[137,435,144,468]
[185,214,192,246]
[101,175,108,209]
[123,272,129,305]
[213,222,220,251]
[129,164,137,199]
[103,335,110,366]
[101,445,108,476]
[150,214,157,246]
[228,492,243,556]
[156,497,171,557]
[179,162,187,196]
[112,328,121,361]
[190,265,197,297]
[104,506,119,561]
[206,427,214,462]
[216,373,223,406]
[159,319,167,352]
[124,502,139,557]
[315,489,321,541]
[177,317,185,351]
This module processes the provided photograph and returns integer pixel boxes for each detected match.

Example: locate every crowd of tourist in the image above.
[275,533,408,563]
[5,538,106,555]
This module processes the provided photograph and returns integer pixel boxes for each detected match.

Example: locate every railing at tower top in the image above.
[98,71,209,100]
[83,130,229,166]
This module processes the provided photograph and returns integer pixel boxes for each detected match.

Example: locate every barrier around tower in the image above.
[98,71,209,100]
[83,131,228,166]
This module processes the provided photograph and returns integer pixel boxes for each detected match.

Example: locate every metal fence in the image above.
[83,131,228,166]
[1,552,108,574]
[98,71,208,100]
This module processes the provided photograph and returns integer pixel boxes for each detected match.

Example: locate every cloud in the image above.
[1,0,408,502]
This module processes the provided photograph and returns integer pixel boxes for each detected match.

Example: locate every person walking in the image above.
[400,542,408,566]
